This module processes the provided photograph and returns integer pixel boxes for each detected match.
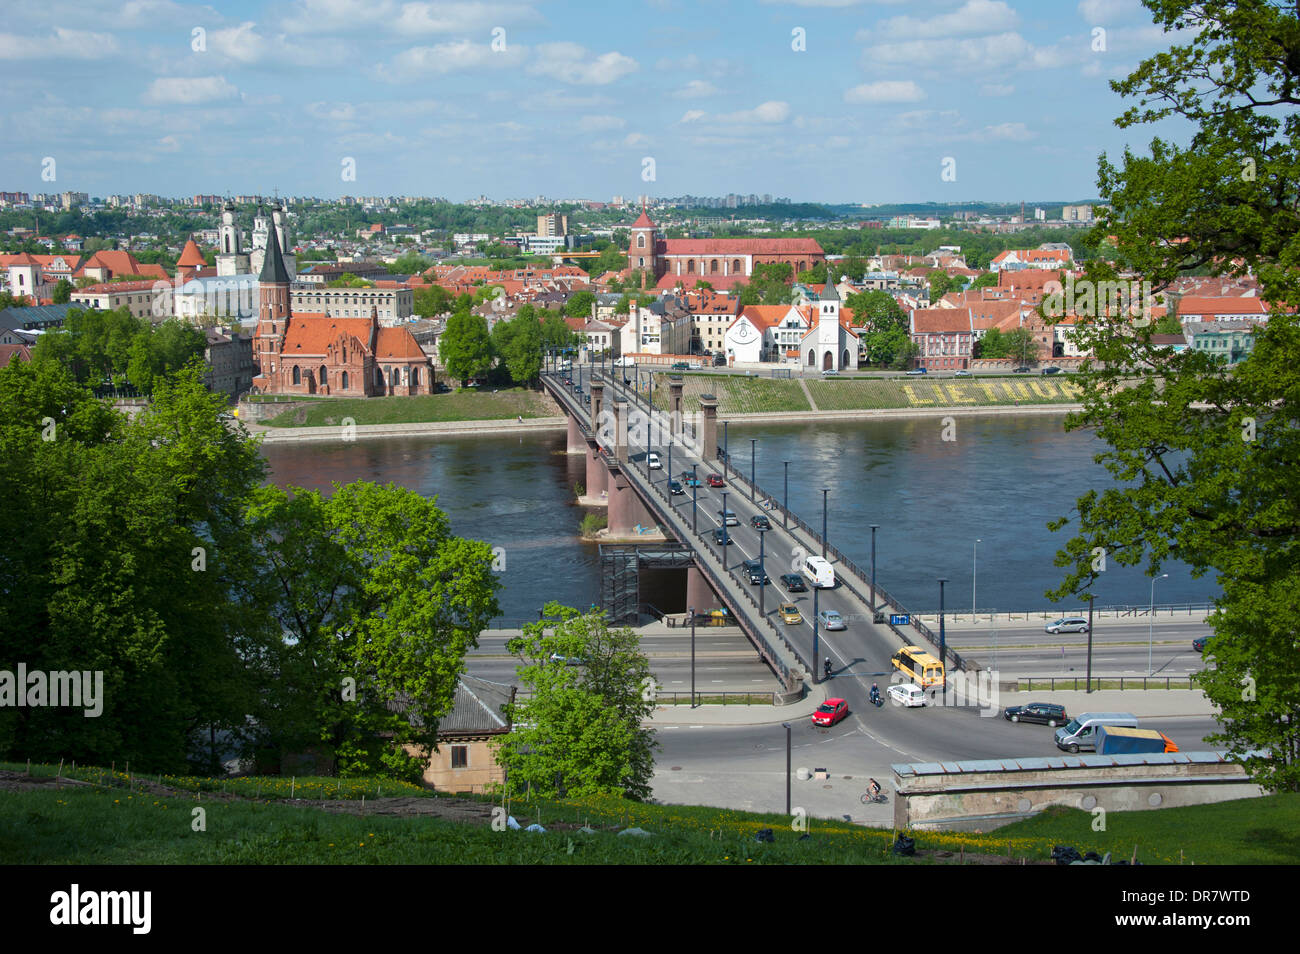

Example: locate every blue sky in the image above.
[1,0,1195,203]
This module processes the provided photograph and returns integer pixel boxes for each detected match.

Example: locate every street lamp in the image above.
[1148,573,1168,676]
[721,490,730,552]
[689,605,696,709]
[972,538,981,621]
[870,524,879,610]
[782,722,792,816]
[812,585,820,685]
[821,488,829,558]
[691,464,698,534]
[783,461,790,530]
[758,526,768,618]
[723,421,729,471]
[937,577,949,702]
[750,438,757,502]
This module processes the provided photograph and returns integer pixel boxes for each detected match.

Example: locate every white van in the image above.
[802,555,835,589]
[647,452,662,470]
[1054,712,1139,753]
[887,683,926,708]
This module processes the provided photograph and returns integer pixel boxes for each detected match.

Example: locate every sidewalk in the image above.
[647,685,826,727]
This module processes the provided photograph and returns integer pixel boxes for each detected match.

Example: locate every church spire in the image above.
[821,259,840,302]
[259,213,291,285]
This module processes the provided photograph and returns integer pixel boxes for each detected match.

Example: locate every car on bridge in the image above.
[742,559,770,584]
[778,602,802,624]
[750,514,771,530]
[712,527,731,546]
[707,473,725,488]
[1045,616,1089,634]
[718,509,739,526]
[668,479,684,495]
[818,609,846,631]
[648,452,662,469]
[812,698,849,727]
[682,472,702,487]
[780,573,807,592]
[1003,702,1068,726]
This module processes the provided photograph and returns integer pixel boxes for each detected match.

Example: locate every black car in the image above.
[713,354,727,367]
[668,479,684,496]
[751,514,771,530]
[1012,366,1032,374]
[1003,702,1068,726]
[1041,366,1062,375]
[742,559,770,585]
[780,573,807,592]
[713,527,731,545]
[1192,635,1215,653]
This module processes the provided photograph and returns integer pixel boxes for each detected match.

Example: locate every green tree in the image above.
[971,272,998,290]
[845,289,907,332]
[389,250,432,275]
[928,270,955,302]
[491,309,542,385]
[540,310,579,352]
[52,278,73,304]
[413,284,454,318]
[439,310,494,385]
[1045,0,1300,789]
[565,290,596,319]
[242,481,501,778]
[496,602,657,799]
[326,273,374,288]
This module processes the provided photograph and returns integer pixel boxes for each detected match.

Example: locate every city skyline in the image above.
[4,0,1191,203]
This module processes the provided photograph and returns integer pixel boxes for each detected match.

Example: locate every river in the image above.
[258,414,1219,621]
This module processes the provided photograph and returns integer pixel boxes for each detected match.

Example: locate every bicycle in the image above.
[861,787,888,805]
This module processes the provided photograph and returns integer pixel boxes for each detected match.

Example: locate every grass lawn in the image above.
[261,388,554,427]
[807,376,1085,411]
[651,373,811,414]
[3,762,1295,864]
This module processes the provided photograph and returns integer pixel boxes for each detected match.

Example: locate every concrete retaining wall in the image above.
[892,752,1264,832]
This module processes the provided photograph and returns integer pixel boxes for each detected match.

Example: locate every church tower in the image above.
[272,202,296,278]
[628,200,658,283]
[817,260,841,371]
[216,200,248,276]
[253,218,291,389]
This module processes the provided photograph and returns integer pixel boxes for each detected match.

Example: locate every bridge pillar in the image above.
[566,412,584,455]
[607,461,635,536]
[585,437,607,499]
[613,399,629,463]
[686,565,722,614]
[668,375,684,439]
[698,393,719,462]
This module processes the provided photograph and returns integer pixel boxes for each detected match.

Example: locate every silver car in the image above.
[818,610,846,631]
[1045,617,1089,634]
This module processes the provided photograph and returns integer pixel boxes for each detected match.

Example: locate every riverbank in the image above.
[247,403,1080,442]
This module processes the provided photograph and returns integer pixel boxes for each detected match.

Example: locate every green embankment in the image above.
[260,388,553,427]
[650,372,1083,415]
[3,762,1295,864]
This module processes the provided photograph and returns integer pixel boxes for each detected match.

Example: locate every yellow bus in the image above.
[891,646,945,688]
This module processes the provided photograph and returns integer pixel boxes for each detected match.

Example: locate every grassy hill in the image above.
[3,762,1295,865]
[259,388,555,427]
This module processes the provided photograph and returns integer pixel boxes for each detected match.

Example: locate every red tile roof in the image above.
[1176,296,1271,316]
[375,326,426,360]
[282,317,375,357]
[177,240,206,267]
[661,238,823,255]
[911,307,972,334]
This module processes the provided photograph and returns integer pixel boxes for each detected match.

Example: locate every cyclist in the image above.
[867,778,881,800]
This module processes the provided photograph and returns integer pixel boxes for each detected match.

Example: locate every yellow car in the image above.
[779,602,802,624]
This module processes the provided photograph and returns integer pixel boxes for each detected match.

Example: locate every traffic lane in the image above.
[942,621,1211,644]
[976,644,1209,675]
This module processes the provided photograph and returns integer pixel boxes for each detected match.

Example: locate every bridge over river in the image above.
[541,361,975,704]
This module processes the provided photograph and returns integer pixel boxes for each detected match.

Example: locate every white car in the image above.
[1045,617,1089,634]
[647,452,662,470]
[887,683,927,707]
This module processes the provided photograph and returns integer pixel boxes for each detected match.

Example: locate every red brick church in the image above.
[252,225,431,396]
[627,205,825,291]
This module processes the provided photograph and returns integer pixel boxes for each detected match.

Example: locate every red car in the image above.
[706,473,724,488]
[812,698,849,727]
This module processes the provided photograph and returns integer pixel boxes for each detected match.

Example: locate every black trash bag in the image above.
[755,828,775,843]
[1052,845,1082,865]
[1083,850,1102,863]
[892,834,916,856]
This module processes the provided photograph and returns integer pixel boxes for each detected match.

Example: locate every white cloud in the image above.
[157,134,182,151]
[623,132,648,146]
[393,2,545,35]
[717,101,790,124]
[679,109,706,123]
[144,75,241,105]
[1077,0,1144,25]
[204,21,343,67]
[673,79,721,99]
[980,83,1015,96]
[528,42,638,85]
[862,31,1031,72]
[844,80,925,104]
[872,0,1018,39]
[971,121,1034,141]
[579,114,626,131]
[376,39,526,80]
[0,27,120,60]
[306,101,358,122]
